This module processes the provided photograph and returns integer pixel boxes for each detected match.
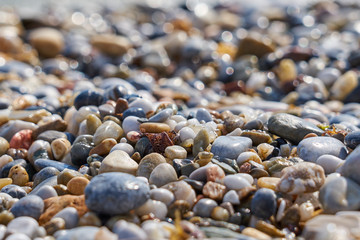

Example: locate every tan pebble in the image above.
[0,137,9,156]
[164,145,187,160]
[29,28,64,58]
[242,227,272,240]
[53,184,69,196]
[211,206,229,221]
[57,169,83,186]
[93,120,124,145]
[330,70,358,101]
[255,220,285,237]
[277,59,297,83]
[99,150,138,175]
[86,114,102,135]
[206,165,225,182]
[299,201,314,222]
[44,217,65,235]
[0,155,13,169]
[139,122,170,133]
[0,178,12,190]
[51,138,71,160]
[67,177,90,195]
[257,143,274,160]
[8,165,29,186]
[202,181,226,201]
[136,153,166,178]
[257,177,281,190]
[89,138,117,156]
[91,34,131,56]
[0,210,14,225]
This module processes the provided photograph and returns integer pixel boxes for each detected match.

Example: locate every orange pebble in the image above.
[9,129,33,149]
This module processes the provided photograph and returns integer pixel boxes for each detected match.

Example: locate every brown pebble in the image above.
[0,210,14,225]
[202,181,226,201]
[6,148,27,160]
[115,98,128,114]
[89,138,117,156]
[140,123,170,133]
[53,184,69,196]
[211,206,229,221]
[57,169,83,186]
[32,119,67,140]
[8,165,29,186]
[67,177,90,195]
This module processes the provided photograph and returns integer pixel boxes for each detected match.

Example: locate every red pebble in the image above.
[9,129,33,149]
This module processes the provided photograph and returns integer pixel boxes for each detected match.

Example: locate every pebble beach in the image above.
[0,0,360,239]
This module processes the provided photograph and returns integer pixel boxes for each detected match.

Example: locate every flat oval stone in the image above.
[29,27,64,58]
[149,163,177,187]
[345,131,360,149]
[341,146,360,185]
[223,175,251,191]
[267,113,324,144]
[34,159,77,172]
[84,172,150,215]
[93,121,124,145]
[316,155,344,174]
[10,195,44,220]
[319,176,360,214]
[251,188,277,219]
[110,142,134,156]
[298,136,348,162]
[113,220,147,240]
[6,216,39,238]
[211,136,252,160]
[53,207,79,229]
[139,122,170,133]
[98,150,138,175]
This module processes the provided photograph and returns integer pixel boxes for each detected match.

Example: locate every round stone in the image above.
[67,177,90,195]
[149,163,178,187]
[29,28,64,58]
[93,121,123,145]
[193,198,218,218]
[8,165,29,186]
[210,136,252,160]
[85,172,150,215]
[316,155,344,174]
[341,146,360,185]
[251,188,277,219]
[98,150,138,175]
[34,185,58,200]
[10,195,44,220]
[53,207,79,229]
[136,153,166,179]
[135,199,168,220]
[150,188,174,206]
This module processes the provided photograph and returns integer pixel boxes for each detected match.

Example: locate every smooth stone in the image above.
[55,226,100,240]
[193,129,210,157]
[277,162,325,195]
[122,116,141,134]
[136,153,166,179]
[89,138,117,156]
[0,178,12,190]
[34,185,58,200]
[30,176,58,196]
[32,119,67,140]
[267,113,324,144]
[298,136,348,162]
[110,143,134,156]
[128,98,154,114]
[0,155,13,171]
[33,167,60,188]
[206,164,225,182]
[149,163,177,187]
[6,233,31,240]
[29,28,64,58]
[251,188,277,219]
[0,120,38,142]
[139,122,170,133]
[316,155,344,174]
[135,199,168,220]
[70,135,94,166]
[86,114,102,135]
[10,195,44,220]
[53,207,79,229]
[6,217,39,238]
[93,121,123,145]
[179,127,196,142]
[73,90,104,110]
[237,152,262,166]
[122,108,146,119]
[34,159,77,172]
[341,146,360,185]
[99,150,138,175]
[195,108,212,122]
[164,145,187,160]
[162,181,196,207]
[149,188,174,206]
[345,131,360,149]
[223,175,251,191]
[319,176,360,214]
[91,34,130,56]
[202,181,226,201]
[189,164,212,182]
[0,159,28,178]
[1,184,27,199]
[240,131,271,146]
[0,137,9,156]
[193,198,218,218]
[57,169,83,186]
[51,138,71,161]
[112,220,147,240]
[37,130,67,143]
[211,136,252,160]
[67,177,89,195]
[85,172,150,215]
[200,226,256,239]
[223,190,240,205]
[28,140,51,163]
[148,109,173,123]
[8,165,29,186]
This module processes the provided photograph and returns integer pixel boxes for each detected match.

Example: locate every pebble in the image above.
[97,150,137,175]
[9,129,32,150]
[345,131,360,149]
[277,162,325,195]
[316,154,343,174]
[341,145,360,185]
[91,34,131,56]
[192,129,210,157]
[136,153,166,179]
[51,138,71,161]
[6,217,40,238]
[29,28,64,58]
[223,174,251,191]
[1,185,27,199]
[110,142,134,156]
[297,136,348,162]
[149,163,177,187]
[135,199,168,220]
[89,138,117,156]
[53,207,79,229]
[164,145,187,160]
[267,113,324,144]
[10,195,44,220]
[150,188,174,206]
[206,164,225,182]
[122,116,141,134]
[112,220,147,240]
[250,188,277,219]
[8,165,29,186]
[139,122,170,133]
[211,136,252,160]
[202,181,226,201]
[34,185,58,200]
[162,181,196,207]
[67,177,89,195]
[193,198,218,218]
[84,172,150,215]
[93,121,123,145]
[223,190,240,205]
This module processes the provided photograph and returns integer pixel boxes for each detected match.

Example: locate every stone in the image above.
[149,188,174,206]
[251,188,277,219]
[112,220,147,240]
[257,177,280,191]
[51,138,71,161]
[179,127,196,142]
[86,114,102,135]
[9,129,32,150]
[206,164,225,182]
[330,70,358,101]
[341,146,360,185]
[277,162,325,195]
[319,176,360,214]
[164,145,187,160]
[110,142,134,156]
[10,195,44,220]
[89,138,117,156]
[128,98,154,114]
[202,181,226,201]
[0,120,38,142]
[139,122,170,133]
[316,154,343,174]
[211,206,230,221]
[345,131,360,149]
[93,121,123,145]
[136,153,166,179]
[8,165,29,186]
[236,36,275,58]
[37,130,67,143]
[122,116,141,134]
[193,129,210,157]
[267,113,324,144]
[6,217,39,238]
[84,172,150,215]
[162,180,196,207]
[135,199,168,220]
[1,184,27,199]
[223,190,240,205]
[98,150,138,175]
[34,185,58,200]
[223,175,251,191]
[193,198,218,218]
[148,109,173,123]
[55,226,100,240]
[32,119,67,140]
[29,28,64,58]
[39,195,88,226]
[0,155,13,170]
[211,136,252,160]
[91,34,131,56]
[57,169,83,186]
[298,136,348,162]
[149,163,177,187]
[242,227,271,240]
[240,131,271,146]
[34,159,77,172]
[30,176,58,196]
[53,207,79,229]
[0,178,12,190]
[195,108,212,122]
[67,177,89,195]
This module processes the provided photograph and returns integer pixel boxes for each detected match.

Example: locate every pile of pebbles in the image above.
[1,0,360,239]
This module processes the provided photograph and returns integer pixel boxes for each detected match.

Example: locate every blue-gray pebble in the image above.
[211,136,252,160]
[85,172,150,215]
[33,167,60,188]
[10,195,44,220]
[345,131,360,149]
[341,146,360,185]
[34,185,58,200]
[298,136,348,162]
[251,188,277,219]
[1,185,27,199]
[53,207,79,229]
[34,159,77,172]
[196,108,212,122]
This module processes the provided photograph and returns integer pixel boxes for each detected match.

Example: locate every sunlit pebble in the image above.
[194,3,209,17]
